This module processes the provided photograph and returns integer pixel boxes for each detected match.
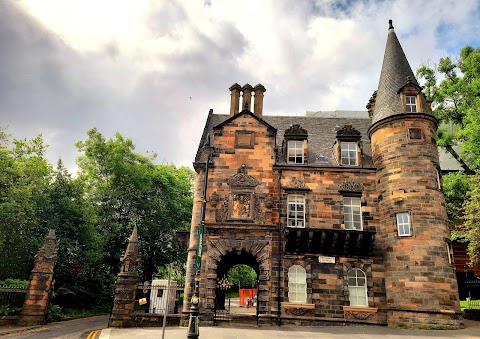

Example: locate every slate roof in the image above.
[194,111,374,168]
[371,21,431,124]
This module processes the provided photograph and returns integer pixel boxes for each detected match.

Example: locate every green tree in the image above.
[0,130,52,279]
[417,46,480,172]
[417,46,480,263]
[228,264,257,290]
[42,160,111,311]
[75,128,193,281]
[463,174,480,264]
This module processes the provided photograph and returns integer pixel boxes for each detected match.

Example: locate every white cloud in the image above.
[1,0,479,173]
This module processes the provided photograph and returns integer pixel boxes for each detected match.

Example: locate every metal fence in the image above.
[134,281,184,315]
[0,285,28,316]
[468,299,480,309]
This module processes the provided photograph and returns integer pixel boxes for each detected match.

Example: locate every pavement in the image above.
[1,316,479,339]
[98,321,480,339]
[1,321,480,339]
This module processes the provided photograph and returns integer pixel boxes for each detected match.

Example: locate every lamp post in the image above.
[187,277,200,339]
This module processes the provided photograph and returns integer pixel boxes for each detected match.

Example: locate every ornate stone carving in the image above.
[210,192,219,208]
[336,125,361,141]
[338,182,364,193]
[227,164,259,188]
[345,310,373,320]
[283,177,308,190]
[287,307,309,316]
[253,194,264,223]
[232,193,251,218]
[264,195,274,209]
[216,196,230,222]
[284,124,308,139]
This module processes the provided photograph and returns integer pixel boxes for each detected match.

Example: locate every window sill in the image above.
[282,302,315,309]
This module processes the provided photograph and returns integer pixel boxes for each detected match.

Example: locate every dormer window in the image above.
[405,96,417,113]
[335,125,362,167]
[288,140,304,164]
[398,77,423,113]
[284,124,308,165]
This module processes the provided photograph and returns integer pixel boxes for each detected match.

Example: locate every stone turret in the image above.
[369,20,462,329]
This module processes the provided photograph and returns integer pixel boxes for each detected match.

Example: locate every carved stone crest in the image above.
[227,164,259,188]
[231,193,252,219]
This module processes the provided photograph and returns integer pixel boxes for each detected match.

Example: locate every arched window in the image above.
[288,265,306,303]
[348,268,368,306]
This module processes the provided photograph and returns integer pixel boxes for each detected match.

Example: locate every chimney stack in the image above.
[253,84,266,117]
[229,83,242,116]
[241,83,254,111]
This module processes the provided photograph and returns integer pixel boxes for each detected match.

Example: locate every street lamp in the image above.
[187,277,200,339]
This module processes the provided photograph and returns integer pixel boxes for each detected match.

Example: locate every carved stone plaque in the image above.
[232,193,251,218]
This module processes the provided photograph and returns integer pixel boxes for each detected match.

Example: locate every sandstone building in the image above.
[182,21,463,329]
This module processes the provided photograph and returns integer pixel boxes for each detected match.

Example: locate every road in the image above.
[2,315,109,339]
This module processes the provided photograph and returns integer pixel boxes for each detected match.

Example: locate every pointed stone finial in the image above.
[124,225,139,256]
[388,19,394,30]
[120,225,141,274]
[34,229,58,263]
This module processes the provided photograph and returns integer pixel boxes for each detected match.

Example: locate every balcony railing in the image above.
[285,228,375,257]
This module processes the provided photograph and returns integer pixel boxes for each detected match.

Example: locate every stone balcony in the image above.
[285,228,375,257]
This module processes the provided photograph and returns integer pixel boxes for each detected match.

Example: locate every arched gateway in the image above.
[207,238,270,317]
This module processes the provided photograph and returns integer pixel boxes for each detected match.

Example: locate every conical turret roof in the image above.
[371,20,430,124]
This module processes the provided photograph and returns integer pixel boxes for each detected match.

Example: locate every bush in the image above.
[0,305,22,316]
[0,279,29,288]
[46,304,64,322]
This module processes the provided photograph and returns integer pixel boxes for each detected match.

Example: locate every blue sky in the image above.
[1,0,479,172]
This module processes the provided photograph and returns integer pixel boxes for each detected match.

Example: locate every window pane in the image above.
[344,197,362,230]
[288,141,304,164]
[289,266,307,303]
[287,195,305,228]
[340,142,357,166]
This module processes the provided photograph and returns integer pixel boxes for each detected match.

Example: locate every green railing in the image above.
[468,299,480,310]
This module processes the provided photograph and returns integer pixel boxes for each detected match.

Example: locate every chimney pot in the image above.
[241,84,254,112]
[253,84,266,118]
[229,83,242,116]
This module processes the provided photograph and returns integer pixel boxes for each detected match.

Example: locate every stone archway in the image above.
[204,237,271,318]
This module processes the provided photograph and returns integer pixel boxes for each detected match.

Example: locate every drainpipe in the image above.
[277,169,282,326]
